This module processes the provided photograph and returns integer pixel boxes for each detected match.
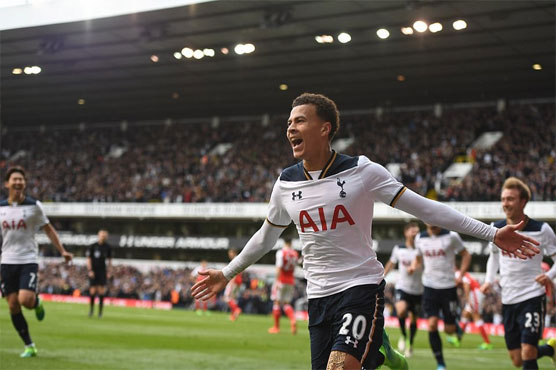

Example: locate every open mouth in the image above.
[291,138,303,148]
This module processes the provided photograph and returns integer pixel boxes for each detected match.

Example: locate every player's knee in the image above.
[509,351,522,367]
[521,344,537,361]
[444,324,456,334]
[18,295,34,309]
[427,317,438,331]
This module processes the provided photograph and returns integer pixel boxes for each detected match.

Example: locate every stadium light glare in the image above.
[401,27,414,35]
[181,47,194,58]
[31,66,41,74]
[338,32,351,43]
[173,52,182,60]
[77,98,85,105]
[220,47,229,55]
[234,44,245,55]
[413,21,428,33]
[244,43,255,53]
[429,22,443,33]
[150,55,159,63]
[193,49,204,59]
[12,67,23,74]
[203,48,215,57]
[279,84,288,91]
[24,66,33,74]
[532,64,542,70]
[376,28,390,39]
[453,20,467,30]
[315,35,333,43]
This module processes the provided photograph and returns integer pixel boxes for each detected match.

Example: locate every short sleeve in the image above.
[389,246,399,263]
[541,223,556,257]
[450,232,465,253]
[358,156,405,206]
[414,235,423,256]
[266,178,292,228]
[35,201,50,228]
[275,249,284,268]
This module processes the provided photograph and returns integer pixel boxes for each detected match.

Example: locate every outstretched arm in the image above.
[191,221,284,301]
[394,189,539,259]
[42,223,73,263]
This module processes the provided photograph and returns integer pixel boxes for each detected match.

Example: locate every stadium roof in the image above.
[1,0,554,127]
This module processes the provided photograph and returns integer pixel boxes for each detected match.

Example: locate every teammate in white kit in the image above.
[481,177,556,369]
[0,167,73,358]
[192,93,539,370]
[383,221,422,357]
[268,238,299,334]
[412,225,470,370]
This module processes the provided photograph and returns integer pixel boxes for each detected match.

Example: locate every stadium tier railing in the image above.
[41,201,556,221]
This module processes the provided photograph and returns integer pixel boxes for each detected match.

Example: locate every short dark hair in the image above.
[404,221,419,232]
[292,93,340,141]
[5,166,26,182]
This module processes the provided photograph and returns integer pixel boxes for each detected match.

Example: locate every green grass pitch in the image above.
[0,301,554,369]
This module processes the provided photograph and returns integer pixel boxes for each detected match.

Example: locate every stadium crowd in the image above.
[37,261,547,327]
[1,102,554,202]
[37,262,307,315]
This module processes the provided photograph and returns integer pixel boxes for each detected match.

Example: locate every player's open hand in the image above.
[535,273,550,286]
[480,282,491,294]
[62,251,73,264]
[494,220,540,259]
[191,270,229,301]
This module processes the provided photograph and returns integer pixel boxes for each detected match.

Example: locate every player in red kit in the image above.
[269,238,300,334]
[192,260,210,315]
[456,271,492,350]
[223,249,243,321]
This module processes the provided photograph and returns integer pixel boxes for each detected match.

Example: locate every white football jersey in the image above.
[0,197,49,264]
[415,230,465,289]
[389,245,424,295]
[267,152,406,299]
[489,218,556,305]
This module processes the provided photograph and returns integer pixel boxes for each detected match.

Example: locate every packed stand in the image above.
[1,103,554,202]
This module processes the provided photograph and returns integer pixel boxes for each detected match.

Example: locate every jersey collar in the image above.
[303,150,338,180]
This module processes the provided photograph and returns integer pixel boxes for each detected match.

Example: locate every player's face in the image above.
[404,225,419,241]
[426,224,442,235]
[228,250,237,260]
[287,104,331,160]
[501,188,526,219]
[98,230,108,243]
[5,172,26,197]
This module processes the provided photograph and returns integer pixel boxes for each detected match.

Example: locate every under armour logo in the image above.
[337,178,346,198]
[292,191,302,200]
[345,336,358,348]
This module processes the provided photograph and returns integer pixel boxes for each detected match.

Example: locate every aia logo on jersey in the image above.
[424,249,446,258]
[299,204,355,232]
[2,219,27,230]
[401,260,411,267]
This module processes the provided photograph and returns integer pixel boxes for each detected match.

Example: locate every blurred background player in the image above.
[191,260,210,315]
[268,238,299,335]
[1,166,73,357]
[86,229,111,318]
[223,248,242,321]
[456,270,492,350]
[412,224,471,370]
[481,177,556,369]
[384,221,422,357]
